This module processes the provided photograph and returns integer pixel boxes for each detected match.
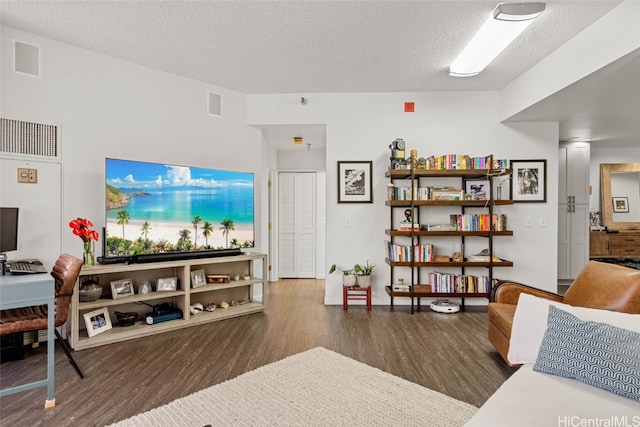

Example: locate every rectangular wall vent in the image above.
[1,118,59,158]
[207,91,222,117]
[14,40,40,78]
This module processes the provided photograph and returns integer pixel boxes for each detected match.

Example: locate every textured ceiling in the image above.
[1,0,637,148]
[0,0,620,93]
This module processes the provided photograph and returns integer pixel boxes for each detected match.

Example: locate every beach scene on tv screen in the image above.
[105,158,254,256]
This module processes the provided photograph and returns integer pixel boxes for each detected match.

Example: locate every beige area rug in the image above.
[108,347,477,427]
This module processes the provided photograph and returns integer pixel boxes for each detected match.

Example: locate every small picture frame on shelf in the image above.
[465,179,489,200]
[157,277,178,292]
[511,159,547,203]
[110,278,134,299]
[191,269,206,288]
[612,197,629,213]
[83,307,112,337]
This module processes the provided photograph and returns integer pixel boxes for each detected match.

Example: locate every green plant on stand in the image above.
[354,260,375,288]
[329,264,357,287]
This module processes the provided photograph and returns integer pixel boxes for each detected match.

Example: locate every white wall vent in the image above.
[14,40,41,78]
[207,91,222,117]
[1,118,59,158]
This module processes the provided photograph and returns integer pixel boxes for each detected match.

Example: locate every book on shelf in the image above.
[385,241,435,262]
[449,214,508,232]
[468,255,503,262]
[398,221,420,231]
[427,272,494,293]
[424,223,455,232]
[421,154,510,171]
[389,186,430,201]
[468,249,503,262]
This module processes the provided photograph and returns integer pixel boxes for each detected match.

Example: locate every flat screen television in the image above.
[104,158,254,262]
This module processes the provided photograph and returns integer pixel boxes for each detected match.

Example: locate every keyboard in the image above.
[8,260,48,274]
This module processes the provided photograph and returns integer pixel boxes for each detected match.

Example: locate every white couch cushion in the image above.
[507,293,640,365]
[464,365,640,427]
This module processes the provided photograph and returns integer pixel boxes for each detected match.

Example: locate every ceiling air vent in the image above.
[0,118,59,158]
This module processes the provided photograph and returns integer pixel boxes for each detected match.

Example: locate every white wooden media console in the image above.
[69,252,267,350]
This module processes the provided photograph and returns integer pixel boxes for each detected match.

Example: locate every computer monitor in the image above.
[0,207,19,260]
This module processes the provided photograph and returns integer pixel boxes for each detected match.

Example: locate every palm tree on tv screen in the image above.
[177,229,192,251]
[202,221,213,248]
[220,218,235,248]
[117,210,130,239]
[192,215,202,248]
[140,221,151,241]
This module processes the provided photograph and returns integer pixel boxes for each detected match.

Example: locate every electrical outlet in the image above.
[524,217,533,227]
[28,168,37,183]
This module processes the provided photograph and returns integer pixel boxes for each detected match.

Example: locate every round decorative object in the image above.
[429,299,460,314]
[138,281,152,294]
[79,280,102,302]
[115,311,138,326]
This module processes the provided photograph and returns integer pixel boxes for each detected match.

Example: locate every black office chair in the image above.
[0,254,84,378]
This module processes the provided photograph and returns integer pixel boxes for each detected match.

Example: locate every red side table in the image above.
[343,285,372,310]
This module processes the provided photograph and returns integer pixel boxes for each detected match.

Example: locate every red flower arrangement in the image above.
[69,218,99,242]
[69,218,99,266]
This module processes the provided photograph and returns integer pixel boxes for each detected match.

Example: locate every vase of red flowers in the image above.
[69,218,99,266]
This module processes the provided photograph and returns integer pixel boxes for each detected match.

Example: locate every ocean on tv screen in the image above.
[105,158,254,256]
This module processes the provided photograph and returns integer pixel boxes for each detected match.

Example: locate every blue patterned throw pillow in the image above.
[533,305,640,402]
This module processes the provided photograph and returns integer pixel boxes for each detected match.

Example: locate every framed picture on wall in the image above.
[337,161,373,203]
[510,159,547,203]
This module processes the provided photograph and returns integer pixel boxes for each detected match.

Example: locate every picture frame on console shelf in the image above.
[191,269,206,288]
[510,159,547,203]
[157,277,178,292]
[612,197,629,213]
[83,307,112,337]
[338,161,373,203]
[110,278,134,299]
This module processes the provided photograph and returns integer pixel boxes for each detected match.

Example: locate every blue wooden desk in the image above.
[0,273,56,408]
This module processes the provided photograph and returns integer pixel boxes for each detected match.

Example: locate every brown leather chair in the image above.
[488,260,640,366]
[0,254,84,378]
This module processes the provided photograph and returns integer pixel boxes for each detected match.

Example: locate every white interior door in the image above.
[278,172,316,278]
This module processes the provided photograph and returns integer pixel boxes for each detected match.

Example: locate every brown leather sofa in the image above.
[488,260,640,366]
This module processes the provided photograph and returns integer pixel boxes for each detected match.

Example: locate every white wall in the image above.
[248,92,560,305]
[1,26,267,260]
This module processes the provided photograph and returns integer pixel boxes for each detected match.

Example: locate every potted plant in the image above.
[329,264,357,287]
[354,260,375,288]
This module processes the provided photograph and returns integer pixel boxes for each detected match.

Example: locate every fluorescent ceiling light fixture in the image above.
[448,2,545,77]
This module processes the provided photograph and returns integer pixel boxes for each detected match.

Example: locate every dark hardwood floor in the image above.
[0,280,516,426]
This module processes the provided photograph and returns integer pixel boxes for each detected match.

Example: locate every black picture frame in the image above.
[337,161,373,203]
[510,159,547,203]
[612,196,629,213]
